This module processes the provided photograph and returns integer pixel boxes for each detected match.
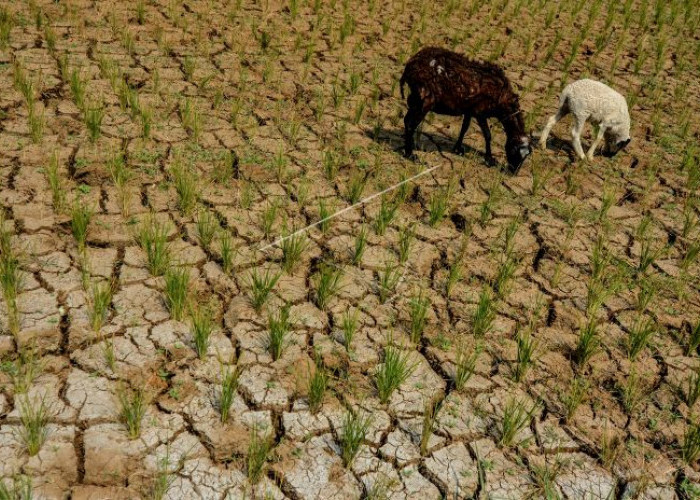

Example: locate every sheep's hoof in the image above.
[404,152,419,162]
[485,156,497,167]
[452,144,465,155]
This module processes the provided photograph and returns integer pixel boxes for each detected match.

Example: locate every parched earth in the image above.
[0,0,699,498]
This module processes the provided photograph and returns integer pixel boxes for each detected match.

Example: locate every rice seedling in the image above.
[529,458,563,500]
[180,98,201,140]
[377,262,402,304]
[339,409,372,467]
[218,364,240,424]
[420,397,443,456]
[479,180,501,225]
[626,316,656,360]
[561,376,589,422]
[182,56,196,82]
[307,358,327,414]
[195,209,218,252]
[102,334,116,372]
[681,420,700,464]
[44,152,66,212]
[0,221,22,335]
[376,346,416,403]
[408,289,430,344]
[493,255,518,298]
[318,199,332,234]
[599,425,622,470]
[0,7,12,49]
[246,267,280,313]
[445,259,463,298]
[352,226,367,265]
[84,105,104,142]
[638,235,666,274]
[313,264,343,310]
[0,474,33,499]
[340,308,359,352]
[472,286,495,337]
[618,369,646,413]
[136,0,146,24]
[280,230,308,273]
[88,280,113,332]
[247,425,274,484]
[70,201,93,252]
[27,103,44,144]
[136,218,171,276]
[170,160,198,216]
[636,277,656,313]
[267,303,291,361]
[685,366,700,407]
[150,451,176,500]
[498,398,538,447]
[513,327,537,383]
[260,201,278,239]
[573,318,600,367]
[374,195,399,236]
[118,386,147,439]
[191,302,214,359]
[219,231,235,274]
[427,185,451,226]
[16,395,50,456]
[69,69,86,110]
[140,106,152,138]
[164,267,190,321]
[687,321,700,356]
[344,171,367,204]
[682,239,700,271]
[322,149,339,180]
[2,347,41,394]
[397,224,415,265]
[454,342,481,391]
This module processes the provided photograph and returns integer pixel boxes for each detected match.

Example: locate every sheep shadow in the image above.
[364,125,495,166]
[538,134,577,162]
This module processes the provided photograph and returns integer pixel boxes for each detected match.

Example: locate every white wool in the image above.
[539,79,631,160]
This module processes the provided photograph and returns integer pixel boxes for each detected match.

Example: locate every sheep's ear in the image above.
[618,138,631,149]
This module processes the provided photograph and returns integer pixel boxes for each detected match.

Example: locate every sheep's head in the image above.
[505,136,531,173]
[602,127,631,158]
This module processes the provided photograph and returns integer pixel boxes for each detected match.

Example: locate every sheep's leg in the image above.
[403,96,427,160]
[452,114,472,155]
[571,115,587,160]
[539,105,568,149]
[477,117,496,166]
[586,125,606,160]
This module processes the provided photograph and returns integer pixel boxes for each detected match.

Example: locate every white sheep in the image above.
[539,79,631,160]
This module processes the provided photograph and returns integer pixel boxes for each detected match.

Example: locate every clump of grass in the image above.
[408,289,430,344]
[164,267,190,321]
[513,328,537,383]
[136,218,172,276]
[472,287,495,337]
[307,357,327,414]
[340,308,359,352]
[318,199,332,234]
[420,398,443,456]
[445,259,463,298]
[218,364,240,424]
[345,171,367,204]
[150,451,176,500]
[260,201,278,239]
[498,398,538,447]
[2,347,41,394]
[45,152,66,212]
[246,267,280,313]
[0,218,23,335]
[170,160,198,216]
[376,346,416,403]
[219,231,235,274]
[599,425,622,470]
[281,230,308,273]
[84,105,104,142]
[685,366,700,407]
[195,209,218,252]
[16,395,50,456]
[378,262,401,304]
[493,255,518,298]
[28,102,44,143]
[352,226,367,265]
[682,420,700,464]
[313,265,343,310]
[70,201,93,252]
[88,280,113,332]
[69,69,86,110]
[573,318,600,367]
[191,303,214,359]
[118,386,147,439]
[454,343,481,391]
[374,195,399,235]
[108,152,132,215]
[687,321,700,356]
[397,224,415,264]
[561,376,589,422]
[267,303,291,361]
[427,184,452,226]
[618,369,646,413]
[247,425,274,484]
[339,410,372,467]
[180,98,201,140]
[626,316,656,360]
[0,475,33,499]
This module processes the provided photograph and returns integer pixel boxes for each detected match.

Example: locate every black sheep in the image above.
[400,47,531,173]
